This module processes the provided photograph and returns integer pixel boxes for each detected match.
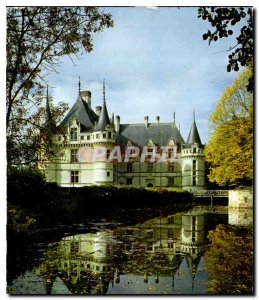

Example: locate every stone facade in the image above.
[41,85,206,190]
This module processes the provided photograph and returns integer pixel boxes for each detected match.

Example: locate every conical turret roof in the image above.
[94,80,110,131]
[186,120,202,145]
[43,86,56,130]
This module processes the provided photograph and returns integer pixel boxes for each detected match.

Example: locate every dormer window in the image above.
[70,128,78,140]
[168,148,174,158]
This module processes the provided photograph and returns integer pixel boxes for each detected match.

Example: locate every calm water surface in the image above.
[7,205,253,295]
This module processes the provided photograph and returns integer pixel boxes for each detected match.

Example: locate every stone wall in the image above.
[228,190,253,208]
[228,190,253,226]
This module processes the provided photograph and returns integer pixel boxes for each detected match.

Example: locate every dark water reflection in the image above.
[7,205,253,295]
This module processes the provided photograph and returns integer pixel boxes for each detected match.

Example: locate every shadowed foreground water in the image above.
[7,205,253,295]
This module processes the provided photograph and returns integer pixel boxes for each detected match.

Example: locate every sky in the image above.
[45,6,248,144]
[0,2,255,298]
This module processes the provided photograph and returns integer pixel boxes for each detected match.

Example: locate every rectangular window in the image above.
[193,160,197,171]
[193,160,196,186]
[108,132,112,138]
[81,136,84,141]
[107,171,110,177]
[168,242,174,249]
[106,149,111,160]
[71,171,79,183]
[147,242,153,251]
[71,149,78,162]
[168,177,174,187]
[147,163,153,172]
[126,178,132,185]
[168,148,174,158]
[127,163,132,172]
[168,163,174,172]
[168,228,174,239]
[146,230,153,238]
[87,135,90,140]
[193,148,196,153]
[103,133,106,138]
[96,134,100,139]
[71,242,79,253]
[70,128,78,140]
[168,216,174,224]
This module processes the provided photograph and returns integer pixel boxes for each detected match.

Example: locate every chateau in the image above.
[42,82,205,190]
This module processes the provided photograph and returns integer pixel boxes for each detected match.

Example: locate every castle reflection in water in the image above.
[8,206,252,295]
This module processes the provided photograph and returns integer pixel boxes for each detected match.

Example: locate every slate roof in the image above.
[60,96,98,131]
[117,123,185,147]
[43,92,56,130]
[94,100,110,131]
[186,120,202,145]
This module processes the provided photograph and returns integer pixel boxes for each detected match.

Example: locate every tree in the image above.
[198,7,253,92]
[205,224,253,294]
[6,7,113,165]
[204,69,253,187]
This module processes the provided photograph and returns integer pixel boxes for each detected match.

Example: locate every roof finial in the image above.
[193,108,195,121]
[103,78,106,104]
[173,109,175,123]
[45,85,53,126]
[78,76,81,94]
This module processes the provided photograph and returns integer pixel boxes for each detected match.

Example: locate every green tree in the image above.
[7,7,113,165]
[205,224,253,294]
[198,7,253,92]
[204,69,253,187]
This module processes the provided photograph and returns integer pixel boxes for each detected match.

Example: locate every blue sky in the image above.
[47,6,247,143]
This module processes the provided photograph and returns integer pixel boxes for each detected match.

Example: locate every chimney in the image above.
[110,113,114,124]
[156,116,160,124]
[144,116,149,128]
[95,106,102,116]
[115,115,120,133]
[80,91,91,107]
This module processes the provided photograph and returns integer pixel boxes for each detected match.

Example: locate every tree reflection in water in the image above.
[205,224,253,295]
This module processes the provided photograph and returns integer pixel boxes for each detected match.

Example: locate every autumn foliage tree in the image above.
[204,69,253,187]
[6,7,113,165]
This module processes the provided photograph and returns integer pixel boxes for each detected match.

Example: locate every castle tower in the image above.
[39,86,57,182]
[181,112,205,191]
[92,80,115,185]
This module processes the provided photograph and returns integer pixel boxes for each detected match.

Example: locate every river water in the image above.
[7,205,253,295]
